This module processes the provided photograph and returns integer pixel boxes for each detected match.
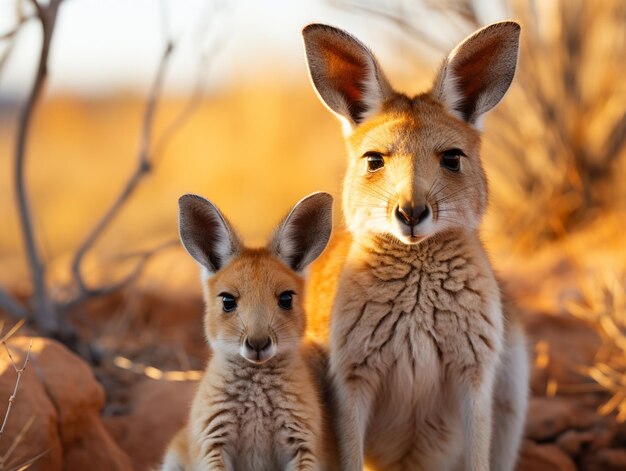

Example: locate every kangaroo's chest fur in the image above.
[190,355,322,471]
[330,231,503,469]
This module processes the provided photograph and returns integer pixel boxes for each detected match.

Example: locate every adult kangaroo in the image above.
[302,21,529,471]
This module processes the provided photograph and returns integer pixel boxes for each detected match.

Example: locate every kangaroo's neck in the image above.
[210,351,299,379]
[351,229,484,275]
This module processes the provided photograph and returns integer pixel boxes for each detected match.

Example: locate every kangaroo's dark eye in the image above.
[219,292,237,312]
[278,291,294,310]
[364,152,385,173]
[440,149,464,172]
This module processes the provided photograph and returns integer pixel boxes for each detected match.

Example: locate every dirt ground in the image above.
[72,288,626,470]
[3,230,626,471]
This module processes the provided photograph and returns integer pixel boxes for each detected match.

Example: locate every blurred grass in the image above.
[568,271,626,421]
[0,84,346,293]
[483,0,626,251]
[0,76,624,299]
[0,0,625,305]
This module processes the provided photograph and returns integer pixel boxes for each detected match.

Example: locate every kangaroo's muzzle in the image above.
[241,335,276,364]
[395,203,430,227]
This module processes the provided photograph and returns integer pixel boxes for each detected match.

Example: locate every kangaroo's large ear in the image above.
[178,194,242,274]
[432,21,520,126]
[269,192,333,272]
[302,24,393,129]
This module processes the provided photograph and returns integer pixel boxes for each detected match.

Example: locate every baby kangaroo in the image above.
[302,22,529,470]
[161,192,335,471]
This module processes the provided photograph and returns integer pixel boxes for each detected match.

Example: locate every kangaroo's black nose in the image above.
[395,204,430,226]
[245,336,272,352]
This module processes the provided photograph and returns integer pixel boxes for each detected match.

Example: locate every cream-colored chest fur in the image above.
[330,231,503,470]
[190,355,323,471]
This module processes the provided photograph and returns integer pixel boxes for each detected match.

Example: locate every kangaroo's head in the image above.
[178,193,333,364]
[303,22,519,245]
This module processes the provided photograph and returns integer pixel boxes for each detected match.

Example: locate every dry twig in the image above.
[0,416,34,470]
[0,320,40,470]
[62,239,179,310]
[0,332,31,439]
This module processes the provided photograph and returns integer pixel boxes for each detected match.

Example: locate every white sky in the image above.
[0,0,507,96]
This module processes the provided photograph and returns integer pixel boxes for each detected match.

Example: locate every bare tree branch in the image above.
[0,0,33,75]
[151,42,217,162]
[14,0,63,333]
[63,239,178,309]
[0,12,33,40]
[329,0,481,54]
[0,289,27,319]
[329,0,450,52]
[5,0,225,343]
[68,1,226,303]
[0,2,40,318]
[69,40,174,298]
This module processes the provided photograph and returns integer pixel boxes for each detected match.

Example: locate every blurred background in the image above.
[1,0,624,297]
[0,0,625,470]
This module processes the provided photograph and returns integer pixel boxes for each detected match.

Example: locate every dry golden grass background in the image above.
[0,85,347,295]
[0,85,623,302]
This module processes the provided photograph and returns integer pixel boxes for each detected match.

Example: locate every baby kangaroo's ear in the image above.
[302,24,393,129]
[178,194,242,274]
[432,21,520,126]
[270,192,333,272]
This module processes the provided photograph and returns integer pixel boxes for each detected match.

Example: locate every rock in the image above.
[557,429,595,456]
[610,419,626,447]
[569,404,604,430]
[517,440,576,471]
[524,313,601,395]
[582,448,626,471]
[0,336,132,471]
[525,396,574,441]
[104,378,197,471]
[553,408,617,457]
[587,421,619,451]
